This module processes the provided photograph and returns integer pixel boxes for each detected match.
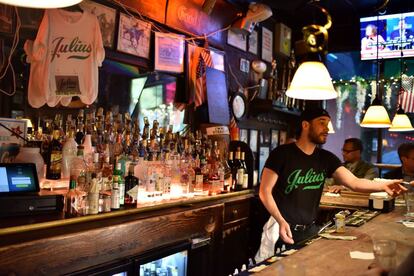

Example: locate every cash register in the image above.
[0,163,64,217]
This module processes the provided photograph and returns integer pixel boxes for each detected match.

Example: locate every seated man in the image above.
[327,138,378,193]
[384,143,414,182]
[342,138,378,179]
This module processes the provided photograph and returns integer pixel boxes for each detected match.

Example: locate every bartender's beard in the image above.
[308,128,328,145]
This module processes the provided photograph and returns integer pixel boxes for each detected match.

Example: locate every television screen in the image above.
[360,12,414,60]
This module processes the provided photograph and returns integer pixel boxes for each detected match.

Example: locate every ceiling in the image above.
[229,0,414,52]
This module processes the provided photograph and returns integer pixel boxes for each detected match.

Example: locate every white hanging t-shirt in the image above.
[26,9,105,107]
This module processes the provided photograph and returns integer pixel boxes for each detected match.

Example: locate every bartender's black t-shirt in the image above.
[264,143,341,225]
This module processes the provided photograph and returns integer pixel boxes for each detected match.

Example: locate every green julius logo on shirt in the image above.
[285,169,326,194]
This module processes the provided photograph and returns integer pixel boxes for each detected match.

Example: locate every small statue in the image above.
[267,59,278,101]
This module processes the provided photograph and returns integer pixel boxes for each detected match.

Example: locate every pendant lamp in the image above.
[389,106,414,132]
[285,4,337,100]
[0,0,82,9]
[360,96,391,128]
[327,120,335,133]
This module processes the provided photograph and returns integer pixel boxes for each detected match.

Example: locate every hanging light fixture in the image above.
[328,120,335,133]
[360,12,391,128]
[286,3,337,100]
[0,0,82,9]
[389,106,414,131]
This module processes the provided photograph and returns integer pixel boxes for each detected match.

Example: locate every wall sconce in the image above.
[286,4,337,100]
[0,0,82,8]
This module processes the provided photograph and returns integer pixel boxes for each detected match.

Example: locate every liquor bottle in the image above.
[62,130,78,178]
[114,162,125,205]
[75,110,85,145]
[142,117,150,140]
[240,151,249,189]
[46,129,63,180]
[193,154,203,193]
[233,147,243,191]
[124,164,138,206]
[65,177,81,217]
[111,176,120,210]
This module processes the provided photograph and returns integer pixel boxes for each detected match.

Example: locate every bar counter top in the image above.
[254,207,414,276]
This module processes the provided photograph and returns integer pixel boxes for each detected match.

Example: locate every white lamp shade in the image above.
[328,121,335,133]
[389,113,414,132]
[286,61,338,100]
[0,0,82,8]
[360,105,391,128]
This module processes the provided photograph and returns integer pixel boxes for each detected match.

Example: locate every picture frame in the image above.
[240,58,250,73]
[227,29,247,51]
[0,117,27,146]
[0,4,14,35]
[249,129,258,153]
[259,146,270,182]
[154,32,185,73]
[248,30,258,55]
[80,0,117,48]
[240,129,248,144]
[275,22,292,56]
[261,27,273,62]
[260,130,270,144]
[270,129,279,150]
[279,130,287,145]
[117,13,151,58]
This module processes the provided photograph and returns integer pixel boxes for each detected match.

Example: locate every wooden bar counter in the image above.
[255,203,414,275]
[0,190,254,275]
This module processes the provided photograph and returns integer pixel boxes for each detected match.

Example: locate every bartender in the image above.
[259,107,406,247]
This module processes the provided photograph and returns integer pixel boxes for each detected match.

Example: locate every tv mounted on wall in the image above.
[360,12,414,60]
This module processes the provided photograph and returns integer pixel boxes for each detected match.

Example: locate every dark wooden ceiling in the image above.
[228,0,414,52]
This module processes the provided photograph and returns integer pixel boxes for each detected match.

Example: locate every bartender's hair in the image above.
[344,138,363,152]
[398,143,414,162]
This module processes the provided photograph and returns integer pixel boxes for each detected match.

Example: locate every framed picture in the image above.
[262,27,273,62]
[210,48,225,72]
[154,32,185,73]
[270,129,279,150]
[279,130,287,145]
[275,22,292,56]
[227,29,247,51]
[259,146,270,182]
[249,129,258,153]
[248,30,258,55]
[80,0,117,48]
[0,4,14,34]
[117,13,151,58]
[0,117,27,146]
[240,58,250,73]
[260,130,270,145]
[240,129,248,144]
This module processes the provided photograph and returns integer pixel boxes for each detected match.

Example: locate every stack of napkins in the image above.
[319,233,357,240]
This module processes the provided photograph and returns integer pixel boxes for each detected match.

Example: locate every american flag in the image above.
[194,49,213,107]
[398,88,414,113]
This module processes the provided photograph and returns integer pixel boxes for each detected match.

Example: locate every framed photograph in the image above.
[240,129,248,144]
[279,130,287,145]
[154,32,185,73]
[240,58,250,73]
[248,30,258,55]
[270,129,279,150]
[80,0,117,48]
[249,129,258,153]
[0,117,27,146]
[210,48,225,72]
[275,22,292,56]
[262,27,273,62]
[259,146,270,182]
[117,13,151,58]
[260,130,270,144]
[227,29,247,51]
[0,4,14,34]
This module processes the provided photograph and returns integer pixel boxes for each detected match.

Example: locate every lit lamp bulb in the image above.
[286,61,338,100]
[328,121,335,134]
[0,0,82,8]
[389,107,414,132]
[360,97,391,128]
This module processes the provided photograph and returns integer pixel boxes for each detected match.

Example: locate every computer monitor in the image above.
[0,163,40,195]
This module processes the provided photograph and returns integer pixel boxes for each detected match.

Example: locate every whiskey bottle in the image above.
[46,129,63,180]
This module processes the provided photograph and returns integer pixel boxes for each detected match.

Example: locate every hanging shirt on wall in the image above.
[25,9,105,108]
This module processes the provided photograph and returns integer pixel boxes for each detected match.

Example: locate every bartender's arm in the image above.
[332,166,407,196]
[259,168,294,244]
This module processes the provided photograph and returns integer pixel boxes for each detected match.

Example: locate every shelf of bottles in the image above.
[31,108,250,218]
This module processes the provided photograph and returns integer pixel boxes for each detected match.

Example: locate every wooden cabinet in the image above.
[221,198,251,276]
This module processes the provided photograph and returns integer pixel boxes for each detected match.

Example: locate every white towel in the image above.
[255,216,279,263]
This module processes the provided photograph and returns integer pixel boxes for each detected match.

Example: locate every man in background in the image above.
[390,17,414,41]
[384,143,414,182]
[342,138,378,180]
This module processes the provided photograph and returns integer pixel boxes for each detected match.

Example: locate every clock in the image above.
[230,92,248,120]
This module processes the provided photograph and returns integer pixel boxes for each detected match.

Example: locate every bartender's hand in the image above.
[329,185,343,193]
[382,180,407,197]
[279,220,294,244]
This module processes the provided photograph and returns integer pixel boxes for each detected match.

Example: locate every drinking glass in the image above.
[404,190,414,218]
[372,239,397,270]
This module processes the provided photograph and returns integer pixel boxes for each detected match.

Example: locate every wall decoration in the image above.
[240,129,248,144]
[0,4,14,34]
[248,30,258,55]
[261,27,273,62]
[279,130,287,145]
[210,48,225,72]
[80,0,116,48]
[259,146,270,182]
[249,129,258,153]
[117,13,151,58]
[0,118,27,146]
[275,23,291,56]
[240,58,250,73]
[270,129,279,150]
[154,32,185,73]
[260,130,270,144]
[227,29,247,51]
